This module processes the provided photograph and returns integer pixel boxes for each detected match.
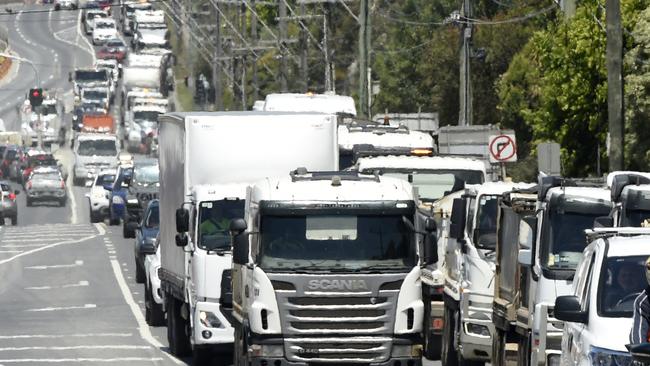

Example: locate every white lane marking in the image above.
[24,260,83,270]
[26,304,97,312]
[0,357,164,363]
[0,345,151,351]
[0,333,132,340]
[0,251,22,254]
[95,223,106,235]
[68,186,78,225]
[76,10,96,64]
[0,233,97,265]
[109,259,184,365]
[25,281,89,290]
[1,235,94,242]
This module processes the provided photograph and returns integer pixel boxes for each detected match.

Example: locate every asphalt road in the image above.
[0,3,444,365]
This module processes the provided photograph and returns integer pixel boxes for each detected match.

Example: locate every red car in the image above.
[96,39,127,62]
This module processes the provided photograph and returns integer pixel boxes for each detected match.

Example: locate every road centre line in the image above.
[25,281,89,290]
[26,304,96,312]
[24,260,83,270]
[109,259,185,365]
[0,357,164,363]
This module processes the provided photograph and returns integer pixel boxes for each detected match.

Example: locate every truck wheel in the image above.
[192,347,213,366]
[167,296,190,356]
[145,284,165,326]
[517,332,531,366]
[491,328,506,366]
[90,210,100,223]
[423,299,441,360]
[135,261,145,284]
[123,221,135,238]
[442,306,459,366]
[59,198,66,207]
[26,198,32,207]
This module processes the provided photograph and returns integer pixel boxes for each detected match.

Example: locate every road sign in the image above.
[489,134,517,163]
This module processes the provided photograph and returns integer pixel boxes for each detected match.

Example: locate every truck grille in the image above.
[270,273,404,364]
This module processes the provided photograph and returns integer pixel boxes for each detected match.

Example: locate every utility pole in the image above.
[251,0,259,101]
[323,2,331,92]
[213,2,223,110]
[183,0,194,100]
[458,0,472,126]
[358,0,371,117]
[240,2,247,109]
[279,0,288,91]
[299,1,308,92]
[606,0,624,170]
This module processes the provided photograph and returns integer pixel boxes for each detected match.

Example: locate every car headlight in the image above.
[589,346,632,366]
[145,237,157,247]
[127,198,138,205]
[112,196,123,204]
[198,311,224,329]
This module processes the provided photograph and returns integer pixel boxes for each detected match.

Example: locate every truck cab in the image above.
[230,170,433,366]
[441,182,533,365]
[607,172,650,227]
[72,133,119,186]
[521,177,612,366]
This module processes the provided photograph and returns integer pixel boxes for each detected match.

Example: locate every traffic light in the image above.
[29,88,43,107]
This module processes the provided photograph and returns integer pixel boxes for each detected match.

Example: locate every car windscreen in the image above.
[133,111,160,122]
[598,255,647,318]
[105,40,124,48]
[34,172,60,181]
[1,183,10,191]
[95,22,114,29]
[145,205,159,228]
[75,70,108,82]
[97,174,115,185]
[77,139,116,156]
[258,214,416,272]
[84,91,107,100]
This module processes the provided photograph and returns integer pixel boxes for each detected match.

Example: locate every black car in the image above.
[134,199,158,283]
[123,159,159,238]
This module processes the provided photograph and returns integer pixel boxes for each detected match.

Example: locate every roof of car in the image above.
[603,235,650,257]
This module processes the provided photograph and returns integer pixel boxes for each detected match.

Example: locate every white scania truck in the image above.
[229,170,437,366]
[158,112,339,363]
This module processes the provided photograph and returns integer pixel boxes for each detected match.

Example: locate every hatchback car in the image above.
[25,167,66,207]
[556,229,650,366]
[144,234,164,326]
[1,145,24,181]
[86,169,116,223]
[0,181,18,225]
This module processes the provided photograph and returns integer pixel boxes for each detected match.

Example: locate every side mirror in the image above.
[594,216,614,228]
[518,249,532,267]
[230,219,249,265]
[424,217,437,233]
[423,232,438,265]
[449,198,467,240]
[175,208,189,233]
[554,295,588,324]
[175,233,188,247]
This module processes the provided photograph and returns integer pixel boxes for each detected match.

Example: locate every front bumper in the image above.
[1,203,17,217]
[193,301,234,346]
[89,197,109,214]
[27,190,66,200]
[459,291,494,361]
[247,336,422,366]
[74,166,101,181]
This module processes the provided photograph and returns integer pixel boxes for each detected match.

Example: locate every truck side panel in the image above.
[158,116,187,287]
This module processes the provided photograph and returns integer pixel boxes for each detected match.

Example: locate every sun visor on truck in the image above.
[549,194,612,215]
[611,173,650,202]
[538,176,568,201]
[259,200,416,216]
[622,186,650,211]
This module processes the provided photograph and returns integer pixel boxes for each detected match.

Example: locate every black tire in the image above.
[90,210,100,223]
[423,298,442,360]
[135,260,145,284]
[11,215,17,226]
[123,221,135,238]
[54,4,60,10]
[442,305,459,366]
[59,198,66,207]
[167,296,190,356]
[26,198,32,207]
[492,328,507,366]
[72,177,82,186]
[145,284,165,326]
[192,347,213,366]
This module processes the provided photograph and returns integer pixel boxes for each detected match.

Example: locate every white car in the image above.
[95,59,120,83]
[83,9,108,35]
[92,18,118,45]
[54,0,77,10]
[86,169,116,223]
[144,239,164,326]
[556,228,650,366]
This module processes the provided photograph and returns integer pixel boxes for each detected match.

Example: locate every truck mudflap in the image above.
[459,289,494,361]
[531,303,563,366]
[246,335,423,366]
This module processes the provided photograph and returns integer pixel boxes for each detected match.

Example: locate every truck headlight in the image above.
[112,196,123,204]
[199,311,224,329]
[391,344,422,358]
[250,344,284,357]
[588,346,632,366]
[465,323,491,337]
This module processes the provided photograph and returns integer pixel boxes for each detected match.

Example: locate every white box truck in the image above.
[158,112,339,363]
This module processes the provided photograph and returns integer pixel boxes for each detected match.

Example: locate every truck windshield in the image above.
[133,111,160,122]
[474,195,499,248]
[77,140,117,156]
[598,255,647,318]
[133,164,159,185]
[379,169,484,201]
[258,214,416,272]
[198,200,245,251]
[75,71,107,82]
[541,210,608,271]
[624,210,650,227]
[84,91,107,100]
